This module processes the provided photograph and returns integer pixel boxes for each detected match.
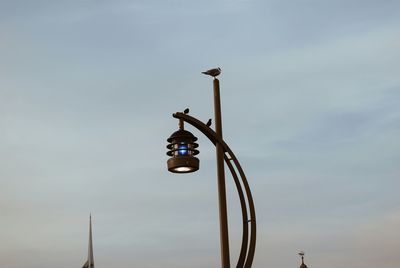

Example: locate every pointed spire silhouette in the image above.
[298,251,308,268]
[82,214,94,268]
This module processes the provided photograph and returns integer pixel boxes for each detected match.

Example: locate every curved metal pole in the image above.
[224,154,249,267]
[172,112,257,268]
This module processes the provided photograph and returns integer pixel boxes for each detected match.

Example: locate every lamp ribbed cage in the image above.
[166,129,199,173]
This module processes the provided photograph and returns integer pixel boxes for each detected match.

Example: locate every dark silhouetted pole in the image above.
[213,78,230,268]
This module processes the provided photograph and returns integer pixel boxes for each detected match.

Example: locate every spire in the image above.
[298,251,308,268]
[82,215,94,268]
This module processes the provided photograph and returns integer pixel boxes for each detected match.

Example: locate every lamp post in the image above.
[166,70,256,268]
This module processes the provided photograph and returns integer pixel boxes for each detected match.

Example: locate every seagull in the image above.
[202,67,221,78]
[183,108,189,114]
[206,118,212,127]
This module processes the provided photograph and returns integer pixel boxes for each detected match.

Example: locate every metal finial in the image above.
[298,251,305,264]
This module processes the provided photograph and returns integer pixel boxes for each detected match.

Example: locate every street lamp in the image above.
[166,123,199,173]
[166,69,256,268]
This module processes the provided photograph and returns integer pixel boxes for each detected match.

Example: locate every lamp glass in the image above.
[173,166,194,172]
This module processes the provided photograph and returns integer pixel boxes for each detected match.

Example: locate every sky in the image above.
[1,0,399,267]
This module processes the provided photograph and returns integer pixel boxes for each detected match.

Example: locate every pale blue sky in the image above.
[1,0,399,267]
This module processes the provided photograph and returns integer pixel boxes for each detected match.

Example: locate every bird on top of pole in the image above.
[202,67,221,78]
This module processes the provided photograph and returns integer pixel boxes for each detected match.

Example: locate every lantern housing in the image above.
[167,128,199,173]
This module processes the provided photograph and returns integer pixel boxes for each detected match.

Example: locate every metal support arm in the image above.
[172,112,257,268]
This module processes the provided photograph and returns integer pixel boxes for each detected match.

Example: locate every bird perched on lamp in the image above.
[202,67,221,78]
